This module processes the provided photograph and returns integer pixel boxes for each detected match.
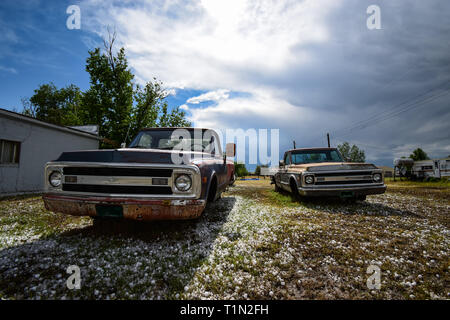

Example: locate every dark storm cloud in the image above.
[278,0,450,162]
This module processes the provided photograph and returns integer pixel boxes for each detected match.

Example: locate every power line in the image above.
[334,85,450,140]
[332,81,450,138]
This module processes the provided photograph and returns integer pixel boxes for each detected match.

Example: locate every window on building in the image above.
[0,139,21,164]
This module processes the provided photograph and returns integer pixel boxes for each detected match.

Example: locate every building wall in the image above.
[0,116,99,194]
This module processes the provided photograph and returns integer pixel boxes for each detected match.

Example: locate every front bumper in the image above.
[298,184,387,197]
[43,194,206,221]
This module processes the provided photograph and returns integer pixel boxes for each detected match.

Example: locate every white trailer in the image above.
[411,158,450,179]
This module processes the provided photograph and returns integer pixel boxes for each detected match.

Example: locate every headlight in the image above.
[49,171,62,187]
[175,174,192,191]
[304,175,314,184]
[373,173,382,182]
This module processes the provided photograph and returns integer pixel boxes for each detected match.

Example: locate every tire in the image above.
[229,173,236,187]
[290,179,300,200]
[274,183,281,192]
[207,177,218,202]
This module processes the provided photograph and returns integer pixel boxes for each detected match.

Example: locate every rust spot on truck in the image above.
[43,195,206,221]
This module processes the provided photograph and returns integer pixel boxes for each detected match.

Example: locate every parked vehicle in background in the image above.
[43,128,236,222]
[272,148,386,201]
[394,157,450,180]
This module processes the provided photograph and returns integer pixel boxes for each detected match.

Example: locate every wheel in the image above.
[290,179,300,200]
[207,177,218,202]
[274,183,281,192]
[229,173,236,187]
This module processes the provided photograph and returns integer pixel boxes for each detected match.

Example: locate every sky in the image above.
[1,0,449,168]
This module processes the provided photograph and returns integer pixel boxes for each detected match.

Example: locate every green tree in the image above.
[23,83,83,126]
[234,162,249,177]
[82,32,135,147]
[337,142,366,162]
[409,148,429,161]
[129,80,190,143]
[23,30,190,148]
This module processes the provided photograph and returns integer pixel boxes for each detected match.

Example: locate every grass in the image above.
[0,179,449,300]
[385,177,450,188]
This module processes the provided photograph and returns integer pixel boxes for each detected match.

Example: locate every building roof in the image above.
[0,108,101,140]
[287,147,338,152]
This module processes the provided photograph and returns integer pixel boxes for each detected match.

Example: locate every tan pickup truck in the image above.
[272,148,386,201]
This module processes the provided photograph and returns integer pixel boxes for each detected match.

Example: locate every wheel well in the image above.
[207,175,218,202]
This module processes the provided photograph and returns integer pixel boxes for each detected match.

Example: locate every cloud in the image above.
[0,65,17,74]
[80,0,450,165]
[186,89,230,104]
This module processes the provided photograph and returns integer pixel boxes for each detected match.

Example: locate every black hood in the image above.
[55,148,207,164]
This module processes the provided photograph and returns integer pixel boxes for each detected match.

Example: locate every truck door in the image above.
[212,135,227,189]
[280,152,291,191]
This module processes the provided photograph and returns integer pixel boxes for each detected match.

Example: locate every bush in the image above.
[234,162,249,177]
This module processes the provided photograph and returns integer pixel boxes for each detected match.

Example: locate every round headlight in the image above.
[305,175,314,184]
[175,174,192,191]
[49,171,62,187]
[373,173,382,182]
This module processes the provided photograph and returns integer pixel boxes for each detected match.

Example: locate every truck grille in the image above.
[62,184,172,195]
[60,166,174,195]
[63,167,172,177]
[313,171,375,185]
[314,171,373,177]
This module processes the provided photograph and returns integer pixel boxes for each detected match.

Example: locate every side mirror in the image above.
[120,143,126,148]
[279,160,285,167]
[225,143,236,157]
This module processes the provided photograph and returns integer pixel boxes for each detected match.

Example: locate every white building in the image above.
[0,108,100,195]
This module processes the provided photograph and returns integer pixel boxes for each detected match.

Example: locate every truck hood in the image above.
[55,148,211,164]
[291,162,378,172]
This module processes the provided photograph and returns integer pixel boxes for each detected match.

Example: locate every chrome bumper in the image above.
[43,194,206,221]
[298,184,386,197]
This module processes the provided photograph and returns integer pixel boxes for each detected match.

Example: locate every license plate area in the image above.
[340,191,355,198]
[95,205,124,218]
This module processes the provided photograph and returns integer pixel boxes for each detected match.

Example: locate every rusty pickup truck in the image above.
[272,147,386,201]
[43,128,236,221]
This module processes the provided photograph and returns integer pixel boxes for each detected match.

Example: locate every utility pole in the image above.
[327,133,330,148]
[293,140,296,149]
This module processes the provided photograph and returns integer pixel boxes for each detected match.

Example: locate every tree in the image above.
[409,148,429,161]
[22,30,190,148]
[82,31,135,147]
[23,83,83,126]
[234,162,249,177]
[337,142,366,162]
[130,80,189,143]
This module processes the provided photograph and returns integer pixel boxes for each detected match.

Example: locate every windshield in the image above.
[291,149,343,164]
[128,129,221,154]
